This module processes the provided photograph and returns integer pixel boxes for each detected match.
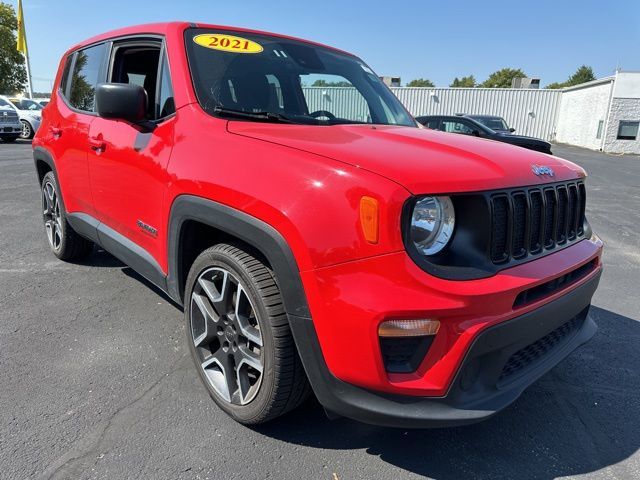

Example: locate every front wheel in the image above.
[20,120,33,139]
[185,243,310,424]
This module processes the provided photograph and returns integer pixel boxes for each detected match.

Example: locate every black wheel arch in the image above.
[167,195,311,319]
[33,146,57,186]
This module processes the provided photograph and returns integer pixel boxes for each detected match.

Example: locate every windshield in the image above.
[474,117,509,131]
[10,99,43,111]
[185,29,416,127]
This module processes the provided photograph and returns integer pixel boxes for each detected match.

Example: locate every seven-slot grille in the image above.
[490,181,586,264]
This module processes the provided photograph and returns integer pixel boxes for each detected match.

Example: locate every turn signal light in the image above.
[378,319,440,337]
[360,196,379,244]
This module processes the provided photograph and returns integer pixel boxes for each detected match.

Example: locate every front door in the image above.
[88,40,176,271]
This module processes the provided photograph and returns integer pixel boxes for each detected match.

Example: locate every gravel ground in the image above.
[0,140,638,480]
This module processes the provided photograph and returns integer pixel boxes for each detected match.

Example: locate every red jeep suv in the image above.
[33,22,602,427]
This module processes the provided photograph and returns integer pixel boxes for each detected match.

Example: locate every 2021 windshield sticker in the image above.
[193,34,264,54]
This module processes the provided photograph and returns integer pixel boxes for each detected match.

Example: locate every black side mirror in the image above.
[509,127,516,133]
[95,83,147,123]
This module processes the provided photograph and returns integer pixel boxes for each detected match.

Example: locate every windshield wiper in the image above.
[212,106,295,124]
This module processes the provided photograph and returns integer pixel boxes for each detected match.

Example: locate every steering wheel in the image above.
[309,110,337,121]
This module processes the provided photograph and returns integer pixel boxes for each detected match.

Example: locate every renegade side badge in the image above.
[137,220,158,237]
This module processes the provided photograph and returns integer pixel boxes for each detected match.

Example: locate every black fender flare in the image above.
[33,146,58,185]
[166,195,311,319]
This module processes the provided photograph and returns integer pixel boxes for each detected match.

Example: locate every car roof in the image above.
[67,21,355,58]
[465,114,504,120]
[417,115,477,121]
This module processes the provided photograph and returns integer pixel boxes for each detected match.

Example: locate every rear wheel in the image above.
[185,243,310,424]
[41,171,93,260]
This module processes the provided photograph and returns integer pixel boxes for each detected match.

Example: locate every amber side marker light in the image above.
[359,196,379,244]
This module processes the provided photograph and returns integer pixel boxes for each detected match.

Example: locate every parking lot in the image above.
[0,140,638,479]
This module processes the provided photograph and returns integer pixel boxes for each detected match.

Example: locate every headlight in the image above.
[410,196,455,255]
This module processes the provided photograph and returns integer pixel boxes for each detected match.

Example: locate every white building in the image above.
[301,71,640,154]
[555,71,640,154]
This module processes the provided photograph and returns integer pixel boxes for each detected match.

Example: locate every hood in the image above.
[228,123,583,194]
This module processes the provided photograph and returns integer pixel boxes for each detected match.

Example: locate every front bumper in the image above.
[290,268,600,427]
[0,124,22,135]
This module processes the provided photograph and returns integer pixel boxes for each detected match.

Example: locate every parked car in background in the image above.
[0,95,42,139]
[416,115,553,154]
[35,98,50,107]
[465,114,515,133]
[0,98,22,142]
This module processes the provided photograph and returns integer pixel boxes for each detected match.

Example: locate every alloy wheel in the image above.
[20,120,32,139]
[42,180,62,251]
[190,267,264,405]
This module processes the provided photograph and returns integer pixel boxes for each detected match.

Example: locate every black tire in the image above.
[185,243,310,424]
[41,171,94,261]
[20,120,34,139]
[0,135,19,143]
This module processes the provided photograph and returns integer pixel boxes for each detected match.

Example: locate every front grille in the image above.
[490,181,586,264]
[0,112,18,123]
[498,312,585,383]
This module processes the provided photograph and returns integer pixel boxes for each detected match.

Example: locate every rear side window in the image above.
[68,43,107,112]
[425,118,440,129]
[441,119,475,135]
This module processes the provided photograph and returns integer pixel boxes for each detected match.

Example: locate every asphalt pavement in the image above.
[0,139,638,479]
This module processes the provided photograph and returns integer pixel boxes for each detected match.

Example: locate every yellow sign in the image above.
[193,34,263,54]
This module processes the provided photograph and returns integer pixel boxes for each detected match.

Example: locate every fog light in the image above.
[379,319,439,373]
[378,319,440,337]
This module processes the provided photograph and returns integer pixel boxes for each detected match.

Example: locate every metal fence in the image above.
[301,87,563,140]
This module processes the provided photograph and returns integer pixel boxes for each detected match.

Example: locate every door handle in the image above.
[50,127,62,138]
[89,136,106,153]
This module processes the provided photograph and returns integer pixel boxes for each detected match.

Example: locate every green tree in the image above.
[567,65,595,86]
[0,2,27,94]
[406,78,435,87]
[450,75,476,87]
[480,68,526,88]
[545,65,596,89]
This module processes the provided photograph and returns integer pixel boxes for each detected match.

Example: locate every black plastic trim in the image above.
[290,269,600,428]
[33,146,58,184]
[66,212,167,291]
[166,195,310,317]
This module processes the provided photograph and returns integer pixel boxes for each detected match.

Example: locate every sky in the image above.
[10,0,640,93]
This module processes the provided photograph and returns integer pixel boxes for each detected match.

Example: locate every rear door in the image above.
[46,44,108,215]
[88,39,176,271]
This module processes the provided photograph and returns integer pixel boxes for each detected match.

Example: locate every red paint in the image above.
[34,22,603,399]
